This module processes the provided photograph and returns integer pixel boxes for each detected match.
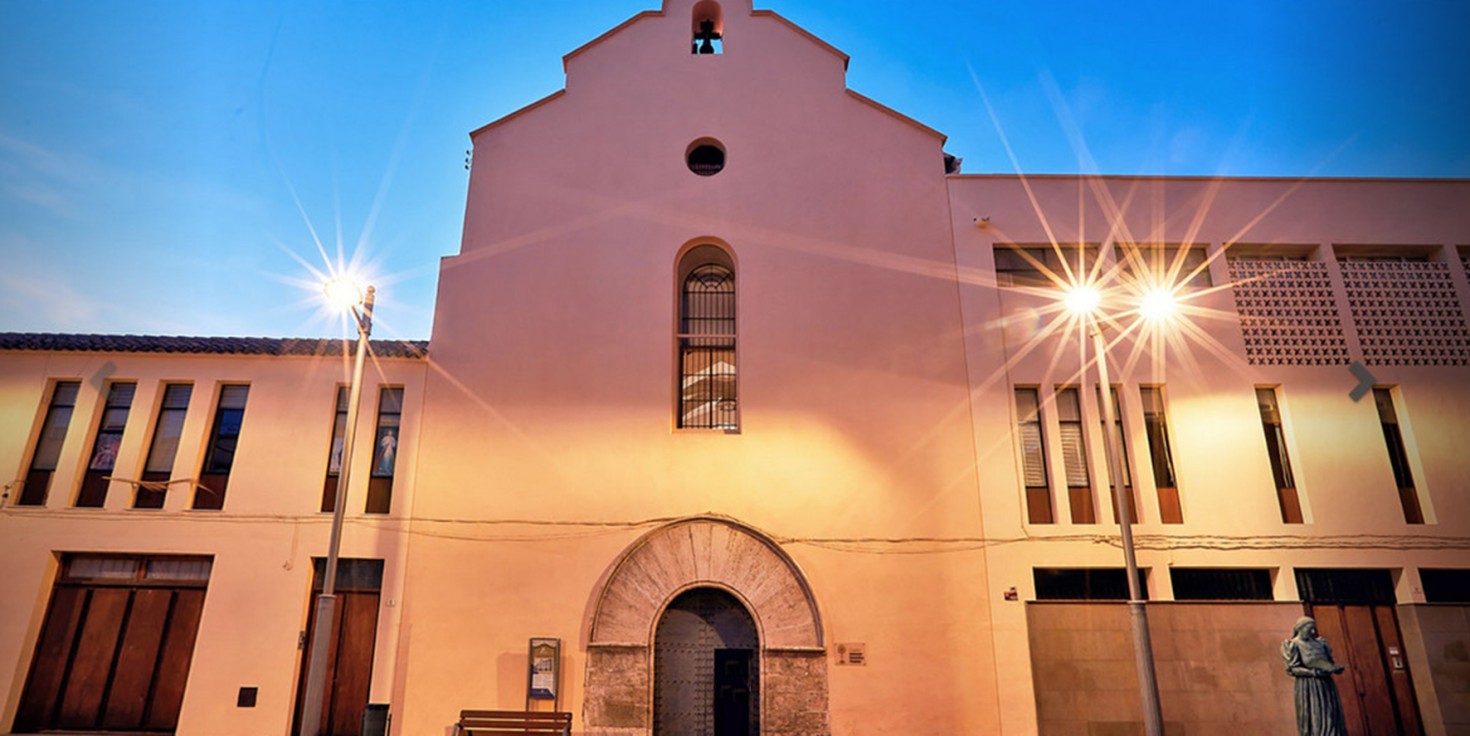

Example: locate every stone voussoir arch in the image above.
[590,515,824,649]
[583,515,830,736]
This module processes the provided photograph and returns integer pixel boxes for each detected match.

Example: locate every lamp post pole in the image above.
[298,285,374,736]
[1088,321,1165,736]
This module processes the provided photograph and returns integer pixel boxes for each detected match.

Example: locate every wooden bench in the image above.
[454,710,572,736]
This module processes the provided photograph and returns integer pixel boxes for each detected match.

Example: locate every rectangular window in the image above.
[194,385,248,510]
[1373,387,1423,523]
[994,244,1097,287]
[1256,387,1302,523]
[1420,569,1470,603]
[1095,386,1137,523]
[19,381,81,506]
[321,387,350,513]
[1056,387,1094,524]
[1015,388,1052,524]
[1140,386,1182,523]
[76,382,137,508]
[1171,568,1274,600]
[1295,569,1396,605]
[138,384,192,509]
[1120,244,1212,288]
[1034,568,1148,601]
[365,387,402,514]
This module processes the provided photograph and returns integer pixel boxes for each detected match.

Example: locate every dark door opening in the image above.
[713,648,753,735]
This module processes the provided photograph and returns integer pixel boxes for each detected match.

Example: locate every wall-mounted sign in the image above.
[834,643,866,666]
[527,638,560,701]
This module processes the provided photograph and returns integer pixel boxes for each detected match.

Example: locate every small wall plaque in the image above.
[835,643,866,666]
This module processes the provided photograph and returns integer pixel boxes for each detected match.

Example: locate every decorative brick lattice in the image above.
[1228,258,1349,365]
[1340,259,1470,366]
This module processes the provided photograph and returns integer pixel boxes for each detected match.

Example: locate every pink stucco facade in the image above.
[2,2,1469,735]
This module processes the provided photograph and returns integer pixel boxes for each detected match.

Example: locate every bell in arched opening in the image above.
[691,0,724,55]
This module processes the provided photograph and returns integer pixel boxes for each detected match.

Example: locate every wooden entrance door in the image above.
[653,588,759,736]
[292,559,382,736]
[14,555,210,734]
[1309,604,1423,736]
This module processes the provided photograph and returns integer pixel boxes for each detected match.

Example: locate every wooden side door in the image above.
[292,560,382,736]
[1310,604,1423,736]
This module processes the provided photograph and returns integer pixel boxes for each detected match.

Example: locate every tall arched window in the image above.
[677,245,737,429]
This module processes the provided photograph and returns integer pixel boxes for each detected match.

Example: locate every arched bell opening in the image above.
[691,0,724,54]
[653,587,759,736]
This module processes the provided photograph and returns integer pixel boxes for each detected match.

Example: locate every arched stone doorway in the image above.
[654,588,758,736]
[583,517,829,736]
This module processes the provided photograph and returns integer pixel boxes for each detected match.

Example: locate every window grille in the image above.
[1295,569,1395,605]
[1034,568,1148,601]
[1340,258,1470,366]
[1228,257,1348,366]
[678,259,737,429]
[1171,568,1273,600]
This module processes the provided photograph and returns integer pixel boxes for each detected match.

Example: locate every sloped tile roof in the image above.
[0,333,428,358]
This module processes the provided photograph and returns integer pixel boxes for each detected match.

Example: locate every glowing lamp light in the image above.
[1064,285,1102,316]
[323,276,365,309]
[1139,289,1178,322]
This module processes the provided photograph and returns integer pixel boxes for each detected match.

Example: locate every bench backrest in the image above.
[457,710,572,735]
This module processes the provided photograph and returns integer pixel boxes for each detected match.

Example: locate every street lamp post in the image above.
[1069,285,1166,736]
[298,281,374,736]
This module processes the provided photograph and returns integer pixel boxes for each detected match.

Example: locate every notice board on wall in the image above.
[527,638,560,706]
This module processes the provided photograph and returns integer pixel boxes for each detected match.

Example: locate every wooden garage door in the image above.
[14,554,211,734]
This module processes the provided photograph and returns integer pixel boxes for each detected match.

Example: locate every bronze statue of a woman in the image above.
[1282,616,1348,736]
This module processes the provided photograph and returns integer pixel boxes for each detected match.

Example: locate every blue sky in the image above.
[2,0,1466,340]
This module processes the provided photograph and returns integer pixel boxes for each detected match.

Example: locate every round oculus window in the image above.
[686,140,725,176]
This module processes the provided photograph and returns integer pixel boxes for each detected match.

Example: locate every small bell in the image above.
[694,18,721,55]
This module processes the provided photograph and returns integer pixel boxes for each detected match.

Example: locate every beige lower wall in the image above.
[1027,602,1303,736]
[1399,604,1470,736]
